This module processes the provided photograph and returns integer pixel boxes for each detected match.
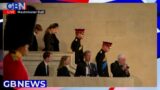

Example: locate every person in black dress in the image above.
[111,54,130,77]
[96,41,112,77]
[71,29,85,64]
[34,51,51,76]
[43,23,59,51]
[75,50,97,77]
[29,24,43,51]
[57,56,71,76]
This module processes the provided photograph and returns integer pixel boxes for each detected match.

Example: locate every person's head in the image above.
[43,51,51,63]
[75,29,85,39]
[46,23,59,34]
[58,56,71,69]
[84,50,91,62]
[34,24,43,34]
[16,44,29,56]
[118,54,126,65]
[102,41,112,52]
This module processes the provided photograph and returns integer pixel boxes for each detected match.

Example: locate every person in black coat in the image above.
[96,41,112,77]
[75,50,97,77]
[71,29,85,64]
[34,51,51,76]
[57,56,71,76]
[43,23,59,51]
[111,54,130,77]
[29,24,43,51]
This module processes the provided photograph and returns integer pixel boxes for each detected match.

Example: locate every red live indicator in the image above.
[3,10,16,14]
[109,87,115,90]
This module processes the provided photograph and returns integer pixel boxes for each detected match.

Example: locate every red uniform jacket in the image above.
[3,52,29,80]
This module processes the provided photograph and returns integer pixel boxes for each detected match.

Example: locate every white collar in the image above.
[34,32,36,36]
[44,61,48,66]
[85,61,90,65]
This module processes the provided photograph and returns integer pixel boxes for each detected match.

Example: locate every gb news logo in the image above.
[0,2,26,10]
[7,2,26,10]
[3,80,47,88]
[1,2,26,14]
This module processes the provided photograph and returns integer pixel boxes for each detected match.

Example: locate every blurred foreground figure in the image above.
[3,5,37,90]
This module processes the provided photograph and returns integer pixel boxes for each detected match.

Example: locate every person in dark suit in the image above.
[111,54,130,77]
[34,51,51,76]
[71,29,85,64]
[96,41,112,77]
[29,24,43,51]
[43,23,59,51]
[57,56,71,76]
[75,50,97,77]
